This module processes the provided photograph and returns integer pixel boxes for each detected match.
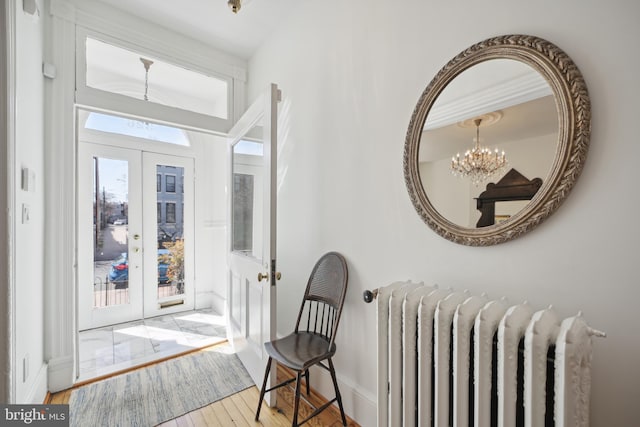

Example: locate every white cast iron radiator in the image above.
[363,281,605,427]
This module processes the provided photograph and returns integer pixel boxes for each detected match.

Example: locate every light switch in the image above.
[22,204,30,224]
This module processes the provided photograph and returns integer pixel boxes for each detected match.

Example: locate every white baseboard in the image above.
[24,363,48,404]
[307,365,376,427]
[271,331,376,425]
[47,355,74,393]
[195,291,225,314]
[195,291,213,310]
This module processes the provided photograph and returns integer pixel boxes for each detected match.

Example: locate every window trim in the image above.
[166,202,176,224]
[165,174,176,193]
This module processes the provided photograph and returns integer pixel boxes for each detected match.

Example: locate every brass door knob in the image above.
[258,272,269,282]
[275,272,282,280]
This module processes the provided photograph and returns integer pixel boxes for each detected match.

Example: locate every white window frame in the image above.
[166,202,177,224]
[165,173,177,193]
[75,27,235,133]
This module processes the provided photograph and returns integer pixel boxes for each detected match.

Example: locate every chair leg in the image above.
[292,370,303,427]
[328,358,347,426]
[304,369,310,395]
[255,356,273,421]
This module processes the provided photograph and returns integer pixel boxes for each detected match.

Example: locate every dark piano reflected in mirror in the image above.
[475,168,542,227]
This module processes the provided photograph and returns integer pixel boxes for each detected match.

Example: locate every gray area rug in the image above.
[69,347,253,427]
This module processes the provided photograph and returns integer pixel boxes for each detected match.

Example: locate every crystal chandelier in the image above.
[451,118,507,186]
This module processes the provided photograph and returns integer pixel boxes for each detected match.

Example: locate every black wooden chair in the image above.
[255,251,349,426]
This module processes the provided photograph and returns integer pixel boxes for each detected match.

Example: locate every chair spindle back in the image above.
[295,252,348,347]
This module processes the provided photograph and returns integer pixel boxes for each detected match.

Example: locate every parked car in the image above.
[113,217,127,225]
[156,249,170,284]
[107,253,128,285]
[106,249,171,286]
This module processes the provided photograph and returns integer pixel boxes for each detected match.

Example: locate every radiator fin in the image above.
[474,298,508,427]
[375,282,598,427]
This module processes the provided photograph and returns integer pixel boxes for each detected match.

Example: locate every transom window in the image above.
[83,111,190,146]
[85,37,229,120]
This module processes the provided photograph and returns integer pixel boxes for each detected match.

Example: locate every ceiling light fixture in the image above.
[228,0,242,13]
[140,57,154,101]
[451,118,507,186]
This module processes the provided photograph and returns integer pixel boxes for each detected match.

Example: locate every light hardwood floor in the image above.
[49,357,359,427]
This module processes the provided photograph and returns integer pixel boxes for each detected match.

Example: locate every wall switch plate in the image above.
[22,204,30,224]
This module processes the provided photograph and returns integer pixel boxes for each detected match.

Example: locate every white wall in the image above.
[248,1,640,425]
[186,130,228,313]
[14,0,47,403]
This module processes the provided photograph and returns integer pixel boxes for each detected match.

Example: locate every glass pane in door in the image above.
[232,173,254,253]
[92,157,130,307]
[156,164,185,298]
[231,139,264,260]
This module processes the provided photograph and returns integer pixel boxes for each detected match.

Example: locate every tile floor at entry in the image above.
[78,308,226,381]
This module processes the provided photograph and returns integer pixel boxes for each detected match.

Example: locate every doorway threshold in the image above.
[78,308,226,382]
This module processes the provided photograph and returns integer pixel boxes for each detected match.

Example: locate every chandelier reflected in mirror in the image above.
[451,117,507,186]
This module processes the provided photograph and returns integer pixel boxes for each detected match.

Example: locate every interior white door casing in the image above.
[227,84,280,405]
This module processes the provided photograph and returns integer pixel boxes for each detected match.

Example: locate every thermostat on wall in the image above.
[23,0,40,16]
[21,168,36,192]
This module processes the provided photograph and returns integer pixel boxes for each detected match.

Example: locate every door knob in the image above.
[275,272,282,280]
[133,247,140,253]
[258,272,269,282]
[133,234,141,240]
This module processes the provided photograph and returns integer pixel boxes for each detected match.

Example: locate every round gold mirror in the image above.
[404,35,591,246]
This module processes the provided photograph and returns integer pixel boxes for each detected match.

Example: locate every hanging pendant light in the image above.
[139,57,153,101]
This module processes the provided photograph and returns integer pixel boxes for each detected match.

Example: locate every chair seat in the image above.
[265,332,337,371]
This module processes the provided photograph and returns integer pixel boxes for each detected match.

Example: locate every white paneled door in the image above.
[227,84,281,405]
[78,143,194,330]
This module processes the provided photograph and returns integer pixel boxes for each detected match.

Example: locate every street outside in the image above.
[93,224,129,307]
[92,223,183,308]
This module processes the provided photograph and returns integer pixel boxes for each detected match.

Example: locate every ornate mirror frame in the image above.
[404,35,591,246]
